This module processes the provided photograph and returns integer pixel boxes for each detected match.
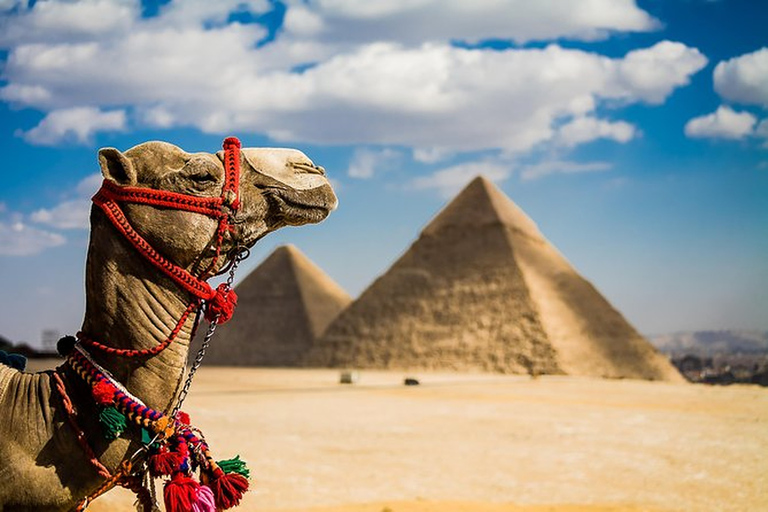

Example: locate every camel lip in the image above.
[266,192,335,226]
[271,193,335,215]
[261,183,337,211]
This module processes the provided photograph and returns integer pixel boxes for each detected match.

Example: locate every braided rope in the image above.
[75,461,140,512]
[98,179,225,217]
[78,302,196,358]
[222,136,241,210]
[67,348,170,431]
[92,195,217,300]
[51,371,113,480]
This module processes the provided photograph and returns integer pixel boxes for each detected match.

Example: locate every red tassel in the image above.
[176,411,191,425]
[149,446,182,477]
[164,473,200,512]
[92,381,117,406]
[205,284,238,324]
[209,470,249,510]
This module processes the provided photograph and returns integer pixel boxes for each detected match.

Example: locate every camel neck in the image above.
[80,215,197,413]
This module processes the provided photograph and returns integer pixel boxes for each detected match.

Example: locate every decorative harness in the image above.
[54,137,251,512]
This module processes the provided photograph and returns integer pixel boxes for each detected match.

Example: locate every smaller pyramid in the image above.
[202,245,351,366]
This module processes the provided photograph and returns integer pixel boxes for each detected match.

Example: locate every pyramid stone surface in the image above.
[307,177,682,381]
[202,245,351,366]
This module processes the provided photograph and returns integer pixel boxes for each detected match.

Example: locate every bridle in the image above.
[54,137,253,511]
[93,135,243,317]
[77,137,245,357]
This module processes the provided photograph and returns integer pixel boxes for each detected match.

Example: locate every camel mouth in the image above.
[264,184,337,227]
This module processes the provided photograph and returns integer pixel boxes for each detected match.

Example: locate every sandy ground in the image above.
[26,362,766,511]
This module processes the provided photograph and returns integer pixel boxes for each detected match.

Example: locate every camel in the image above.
[0,138,337,511]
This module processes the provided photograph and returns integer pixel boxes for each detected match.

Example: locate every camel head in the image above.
[96,140,337,273]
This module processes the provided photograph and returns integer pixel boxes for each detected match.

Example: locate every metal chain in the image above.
[170,247,250,418]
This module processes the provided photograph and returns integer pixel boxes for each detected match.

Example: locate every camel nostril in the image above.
[292,161,325,176]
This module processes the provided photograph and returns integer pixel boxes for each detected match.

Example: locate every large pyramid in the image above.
[306,176,682,381]
[202,245,352,366]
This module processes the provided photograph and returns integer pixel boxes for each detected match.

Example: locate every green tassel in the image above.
[217,455,250,478]
[141,427,153,445]
[99,406,127,440]
[140,427,161,449]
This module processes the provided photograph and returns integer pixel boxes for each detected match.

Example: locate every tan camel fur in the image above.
[0,141,337,511]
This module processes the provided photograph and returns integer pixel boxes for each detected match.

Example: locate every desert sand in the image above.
[24,362,764,511]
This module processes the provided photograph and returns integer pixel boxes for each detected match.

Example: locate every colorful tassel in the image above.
[164,473,200,512]
[176,410,191,425]
[205,284,238,323]
[148,445,182,477]
[191,485,216,512]
[92,381,117,406]
[98,406,127,439]
[209,469,249,510]
[217,455,250,479]
[141,427,154,445]
[176,437,191,472]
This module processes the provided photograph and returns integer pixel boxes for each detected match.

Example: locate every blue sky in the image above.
[0,0,766,346]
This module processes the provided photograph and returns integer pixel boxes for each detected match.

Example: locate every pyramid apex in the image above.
[422,174,542,239]
[468,174,494,187]
[274,243,299,255]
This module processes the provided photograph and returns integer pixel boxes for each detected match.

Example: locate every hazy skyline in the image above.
[0,0,766,346]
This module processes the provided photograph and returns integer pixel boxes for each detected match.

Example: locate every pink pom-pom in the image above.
[191,485,217,512]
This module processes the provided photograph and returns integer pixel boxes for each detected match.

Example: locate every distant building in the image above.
[41,329,60,353]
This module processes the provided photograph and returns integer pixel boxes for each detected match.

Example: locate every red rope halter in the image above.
[79,136,243,357]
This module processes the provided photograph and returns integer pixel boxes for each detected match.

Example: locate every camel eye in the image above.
[189,171,217,184]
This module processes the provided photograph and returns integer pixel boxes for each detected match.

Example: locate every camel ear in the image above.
[98,148,136,185]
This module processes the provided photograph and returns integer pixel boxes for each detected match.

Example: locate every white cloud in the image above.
[613,41,708,104]
[684,106,757,140]
[347,148,401,179]
[31,173,101,230]
[412,147,453,164]
[29,200,90,230]
[153,0,271,28]
[556,116,636,147]
[245,41,705,152]
[409,161,511,198]
[714,47,768,107]
[519,160,611,181]
[0,0,139,45]
[21,107,126,145]
[283,0,658,44]
[0,2,705,154]
[0,220,66,256]
[76,173,104,196]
